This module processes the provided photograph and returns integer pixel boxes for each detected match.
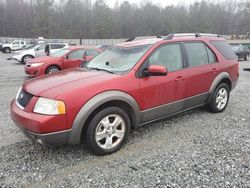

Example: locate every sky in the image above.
[103,0,243,8]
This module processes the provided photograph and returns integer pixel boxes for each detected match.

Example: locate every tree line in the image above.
[0,0,249,39]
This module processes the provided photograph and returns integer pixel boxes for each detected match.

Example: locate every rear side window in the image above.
[51,44,66,49]
[210,41,236,60]
[184,42,208,67]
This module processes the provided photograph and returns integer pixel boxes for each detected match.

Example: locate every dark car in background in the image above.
[231,44,250,60]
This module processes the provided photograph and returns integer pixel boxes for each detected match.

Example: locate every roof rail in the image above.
[164,33,219,40]
[125,36,162,42]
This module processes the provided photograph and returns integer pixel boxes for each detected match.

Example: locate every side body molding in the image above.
[207,72,231,102]
[68,90,141,144]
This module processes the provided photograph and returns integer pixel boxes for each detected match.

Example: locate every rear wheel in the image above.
[22,55,34,64]
[207,83,229,113]
[85,107,130,155]
[46,65,60,74]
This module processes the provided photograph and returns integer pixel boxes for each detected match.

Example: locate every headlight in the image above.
[33,97,66,115]
[30,62,44,67]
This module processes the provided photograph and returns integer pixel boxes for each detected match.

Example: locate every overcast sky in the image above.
[104,0,243,8]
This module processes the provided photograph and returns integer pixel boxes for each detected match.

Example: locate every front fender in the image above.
[68,90,141,144]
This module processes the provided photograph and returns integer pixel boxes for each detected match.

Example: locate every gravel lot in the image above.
[0,52,249,187]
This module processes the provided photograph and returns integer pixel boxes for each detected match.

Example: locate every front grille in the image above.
[16,89,33,108]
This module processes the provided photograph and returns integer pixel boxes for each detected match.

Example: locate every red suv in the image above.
[25,46,102,77]
[11,33,239,155]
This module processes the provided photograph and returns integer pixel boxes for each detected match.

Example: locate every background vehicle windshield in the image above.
[51,49,70,57]
[231,45,239,51]
[86,45,151,73]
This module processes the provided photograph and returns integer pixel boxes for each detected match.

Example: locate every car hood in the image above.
[27,56,61,64]
[22,68,118,98]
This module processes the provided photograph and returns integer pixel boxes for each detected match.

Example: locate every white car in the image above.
[12,43,68,63]
[1,40,26,53]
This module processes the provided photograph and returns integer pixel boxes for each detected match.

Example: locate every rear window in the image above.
[210,41,236,60]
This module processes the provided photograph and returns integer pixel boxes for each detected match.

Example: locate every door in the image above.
[63,49,85,69]
[184,42,220,106]
[11,41,21,50]
[139,43,188,122]
[35,44,46,57]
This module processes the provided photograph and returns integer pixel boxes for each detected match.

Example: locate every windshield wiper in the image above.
[89,67,114,74]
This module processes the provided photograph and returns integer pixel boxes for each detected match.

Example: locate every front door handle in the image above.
[211,68,217,73]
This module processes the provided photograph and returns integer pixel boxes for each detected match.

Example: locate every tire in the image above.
[85,107,130,155]
[22,55,34,64]
[46,65,60,74]
[207,83,230,113]
[3,47,11,53]
[244,55,248,61]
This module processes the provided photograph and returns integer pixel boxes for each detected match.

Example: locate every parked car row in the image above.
[10,33,239,155]
[12,43,68,63]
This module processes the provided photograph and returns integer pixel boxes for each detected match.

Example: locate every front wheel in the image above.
[46,65,60,74]
[207,83,230,113]
[22,55,34,64]
[85,107,130,155]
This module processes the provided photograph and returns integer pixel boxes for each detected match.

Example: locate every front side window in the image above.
[51,49,70,57]
[148,43,183,72]
[184,42,209,67]
[205,46,217,63]
[86,49,99,56]
[37,44,45,51]
[86,45,152,73]
[12,41,19,45]
[68,49,85,59]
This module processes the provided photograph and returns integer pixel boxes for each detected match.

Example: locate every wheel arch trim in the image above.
[208,72,232,102]
[68,90,141,144]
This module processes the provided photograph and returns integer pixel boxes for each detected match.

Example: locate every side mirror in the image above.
[64,55,69,59]
[144,65,167,76]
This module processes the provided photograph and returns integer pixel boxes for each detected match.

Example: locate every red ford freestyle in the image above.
[11,33,239,155]
[25,46,102,77]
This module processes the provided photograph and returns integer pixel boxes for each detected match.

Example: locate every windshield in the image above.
[51,49,70,57]
[86,44,152,73]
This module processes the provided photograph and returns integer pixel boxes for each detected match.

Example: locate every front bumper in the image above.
[10,99,70,145]
[12,54,22,62]
[25,66,43,77]
[19,127,70,146]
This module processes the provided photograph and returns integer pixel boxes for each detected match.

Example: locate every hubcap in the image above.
[216,88,228,110]
[48,68,59,74]
[95,114,125,150]
[24,56,32,63]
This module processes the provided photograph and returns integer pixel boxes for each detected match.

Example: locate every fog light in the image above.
[36,138,43,145]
